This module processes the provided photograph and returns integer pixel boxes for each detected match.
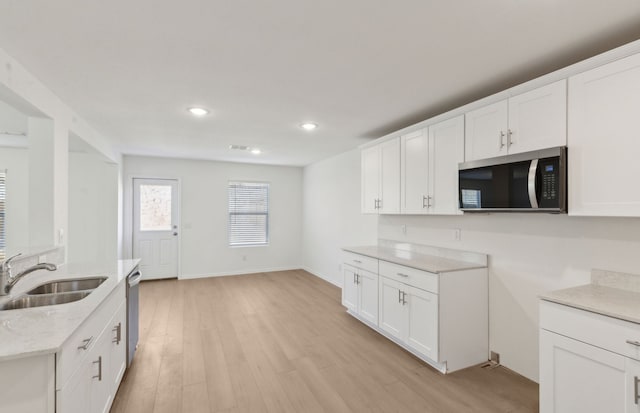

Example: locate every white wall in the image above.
[301,148,640,382]
[302,149,377,286]
[378,214,640,382]
[68,152,119,266]
[123,155,303,278]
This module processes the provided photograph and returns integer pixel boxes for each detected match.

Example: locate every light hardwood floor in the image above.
[111,270,538,413]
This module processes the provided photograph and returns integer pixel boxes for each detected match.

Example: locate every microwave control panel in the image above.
[539,158,560,205]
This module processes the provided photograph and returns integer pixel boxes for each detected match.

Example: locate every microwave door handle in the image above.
[528,159,539,209]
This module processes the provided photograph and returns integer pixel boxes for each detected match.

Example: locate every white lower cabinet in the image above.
[343,250,488,373]
[379,276,438,361]
[540,300,640,413]
[342,263,378,325]
[57,282,127,413]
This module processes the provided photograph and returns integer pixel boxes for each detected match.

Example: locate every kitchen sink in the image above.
[0,291,92,311]
[26,277,107,295]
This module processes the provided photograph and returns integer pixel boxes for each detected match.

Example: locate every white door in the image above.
[133,178,179,280]
[540,329,627,413]
[401,129,429,214]
[379,276,406,341]
[428,115,464,215]
[378,137,400,214]
[361,146,380,213]
[342,264,358,312]
[406,285,438,361]
[464,99,508,161]
[507,80,567,154]
[568,53,640,217]
[357,268,378,325]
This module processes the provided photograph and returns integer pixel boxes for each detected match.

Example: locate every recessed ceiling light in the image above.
[300,122,318,131]
[251,148,261,155]
[188,107,209,116]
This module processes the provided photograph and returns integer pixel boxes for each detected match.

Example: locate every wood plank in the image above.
[113,270,539,413]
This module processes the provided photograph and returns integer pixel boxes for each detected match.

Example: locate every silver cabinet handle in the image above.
[353,273,357,284]
[113,322,122,344]
[398,289,402,304]
[355,274,360,285]
[402,291,407,305]
[499,131,506,149]
[427,196,432,208]
[77,336,93,350]
[527,159,539,209]
[626,340,640,347]
[92,356,102,381]
[635,376,640,405]
[507,129,513,147]
[377,199,382,209]
[373,199,377,209]
[422,195,428,208]
[397,273,409,278]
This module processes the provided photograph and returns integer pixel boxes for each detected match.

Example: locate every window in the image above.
[0,171,5,260]
[228,182,269,246]
[461,189,481,209]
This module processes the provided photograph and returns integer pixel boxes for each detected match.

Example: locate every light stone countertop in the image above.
[0,258,140,361]
[342,245,487,274]
[540,269,640,324]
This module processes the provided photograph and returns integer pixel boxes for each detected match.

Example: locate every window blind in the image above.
[228,182,269,246]
[0,171,6,260]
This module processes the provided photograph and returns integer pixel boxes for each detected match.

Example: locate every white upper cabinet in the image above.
[465,80,567,161]
[361,145,380,214]
[508,80,567,154]
[568,53,640,217]
[465,100,508,161]
[400,116,464,215]
[428,116,464,215]
[400,129,429,214]
[361,137,400,214]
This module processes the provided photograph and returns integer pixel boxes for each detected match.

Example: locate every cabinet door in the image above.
[568,53,640,217]
[401,129,429,214]
[109,303,127,398]
[464,100,508,161]
[627,358,640,413]
[540,329,627,413]
[357,268,378,325]
[91,333,113,413]
[378,137,400,214]
[379,276,406,341]
[406,286,439,361]
[428,115,464,215]
[507,80,566,154]
[342,264,358,312]
[58,359,91,413]
[361,145,380,213]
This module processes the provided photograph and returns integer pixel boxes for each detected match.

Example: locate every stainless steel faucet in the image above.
[0,253,57,295]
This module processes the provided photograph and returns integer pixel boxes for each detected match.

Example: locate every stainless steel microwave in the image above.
[458,146,567,213]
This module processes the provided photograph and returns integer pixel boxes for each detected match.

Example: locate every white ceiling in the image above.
[0,1,640,166]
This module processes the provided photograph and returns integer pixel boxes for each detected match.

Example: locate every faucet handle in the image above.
[1,253,22,270]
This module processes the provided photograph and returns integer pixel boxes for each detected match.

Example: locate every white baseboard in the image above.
[302,266,342,288]
[179,266,301,280]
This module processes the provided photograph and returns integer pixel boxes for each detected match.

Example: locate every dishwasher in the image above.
[126,266,142,367]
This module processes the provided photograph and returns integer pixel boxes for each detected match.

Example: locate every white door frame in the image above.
[124,175,181,279]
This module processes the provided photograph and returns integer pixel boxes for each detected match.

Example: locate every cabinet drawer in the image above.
[57,281,126,388]
[343,251,378,274]
[379,261,438,294]
[540,300,640,361]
